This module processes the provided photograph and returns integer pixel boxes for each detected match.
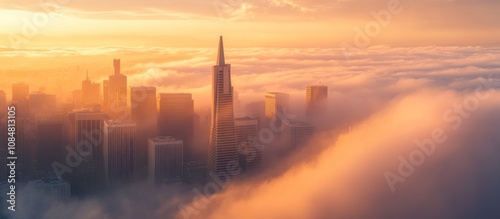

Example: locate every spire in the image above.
[216,36,225,66]
[86,71,89,81]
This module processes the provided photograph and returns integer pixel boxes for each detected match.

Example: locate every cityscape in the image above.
[0,36,329,218]
[1,0,500,219]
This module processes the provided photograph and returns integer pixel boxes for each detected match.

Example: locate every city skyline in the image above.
[1,0,500,218]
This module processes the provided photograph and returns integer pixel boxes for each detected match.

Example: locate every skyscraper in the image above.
[12,82,29,118]
[208,36,240,179]
[284,120,315,151]
[148,136,183,185]
[235,117,262,172]
[129,86,157,180]
[67,110,107,196]
[306,86,328,116]
[105,59,127,120]
[103,120,136,186]
[36,117,64,172]
[265,92,290,120]
[157,93,194,161]
[81,73,101,107]
[29,92,56,117]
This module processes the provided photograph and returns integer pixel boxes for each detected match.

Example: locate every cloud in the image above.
[2,45,500,219]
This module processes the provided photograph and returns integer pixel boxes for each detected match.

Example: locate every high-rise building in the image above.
[129,86,157,180]
[284,120,315,151]
[148,136,183,185]
[306,86,328,116]
[23,173,70,214]
[103,120,136,186]
[36,117,64,172]
[102,80,109,111]
[67,110,107,196]
[105,59,127,120]
[12,82,29,118]
[81,73,101,107]
[265,92,290,120]
[157,93,194,161]
[235,117,262,172]
[29,92,56,117]
[207,36,240,179]
[184,161,207,184]
[73,90,82,109]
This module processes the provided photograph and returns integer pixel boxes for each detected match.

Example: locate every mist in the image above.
[2,46,500,219]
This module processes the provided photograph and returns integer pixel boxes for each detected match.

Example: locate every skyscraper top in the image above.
[216,36,225,66]
[113,59,121,75]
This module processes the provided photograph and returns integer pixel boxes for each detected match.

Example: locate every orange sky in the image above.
[0,0,499,108]
[0,0,499,48]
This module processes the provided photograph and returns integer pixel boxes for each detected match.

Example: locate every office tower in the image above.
[12,82,29,118]
[36,117,64,172]
[103,120,136,186]
[235,117,262,172]
[306,86,328,116]
[157,93,194,161]
[105,59,127,120]
[148,136,183,185]
[23,174,70,213]
[102,80,108,112]
[73,90,82,109]
[265,92,290,120]
[67,110,107,196]
[129,86,157,180]
[81,73,101,107]
[28,178,71,199]
[208,36,240,178]
[284,120,315,151]
[29,92,56,116]
[184,161,207,184]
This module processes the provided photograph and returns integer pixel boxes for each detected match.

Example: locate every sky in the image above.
[0,0,499,48]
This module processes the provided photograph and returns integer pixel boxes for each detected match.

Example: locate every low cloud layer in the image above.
[2,46,500,218]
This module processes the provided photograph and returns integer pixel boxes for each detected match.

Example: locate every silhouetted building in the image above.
[235,117,262,172]
[29,92,56,117]
[158,93,194,161]
[306,86,328,116]
[148,136,183,185]
[102,80,108,111]
[36,117,64,172]
[67,110,107,196]
[105,59,127,120]
[12,82,29,118]
[284,120,315,151]
[208,36,240,179]
[73,90,82,109]
[103,120,136,186]
[129,86,157,181]
[81,73,101,107]
[184,162,207,184]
